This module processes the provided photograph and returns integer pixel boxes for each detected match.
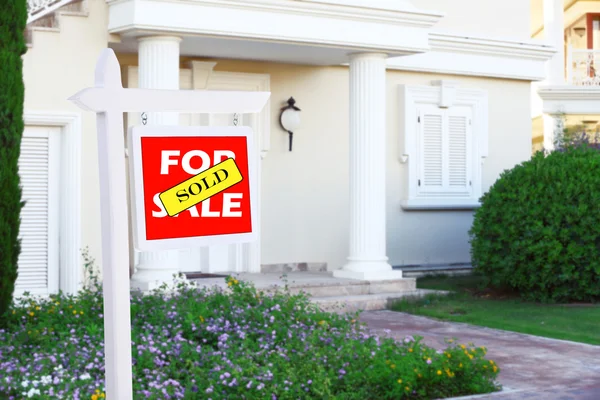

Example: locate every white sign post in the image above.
[69,48,270,399]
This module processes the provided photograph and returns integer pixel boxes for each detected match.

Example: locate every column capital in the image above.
[348,52,389,61]
[137,35,183,44]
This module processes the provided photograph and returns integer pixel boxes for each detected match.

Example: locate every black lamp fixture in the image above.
[279,97,301,151]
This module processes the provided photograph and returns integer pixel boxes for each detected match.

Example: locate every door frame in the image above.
[22,111,82,295]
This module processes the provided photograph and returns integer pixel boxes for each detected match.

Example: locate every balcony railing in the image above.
[27,0,76,24]
[567,47,600,86]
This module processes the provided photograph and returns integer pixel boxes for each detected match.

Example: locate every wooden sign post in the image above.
[69,48,270,399]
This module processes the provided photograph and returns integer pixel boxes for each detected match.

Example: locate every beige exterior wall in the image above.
[186,59,534,269]
[22,0,533,274]
[416,0,530,39]
[23,0,109,271]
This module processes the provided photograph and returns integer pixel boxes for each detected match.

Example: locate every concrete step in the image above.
[311,289,445,313]
[261,277,417,297]
[394,263,473,278]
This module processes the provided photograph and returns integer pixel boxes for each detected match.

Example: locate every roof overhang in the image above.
[106,0,444,64]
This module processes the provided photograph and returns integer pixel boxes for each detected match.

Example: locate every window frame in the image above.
[398,80,488,210]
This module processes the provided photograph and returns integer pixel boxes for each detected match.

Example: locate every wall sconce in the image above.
[279,97,301,151]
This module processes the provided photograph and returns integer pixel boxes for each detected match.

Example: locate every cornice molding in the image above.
[386,32,556,81]
[538,85,600,113]
[429,33,556,60]
[107,0,443,28]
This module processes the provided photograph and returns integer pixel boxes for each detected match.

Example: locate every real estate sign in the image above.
[69,48,269,400]
[128,126,257,251]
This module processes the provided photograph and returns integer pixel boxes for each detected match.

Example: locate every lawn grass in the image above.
[390,274,600,345]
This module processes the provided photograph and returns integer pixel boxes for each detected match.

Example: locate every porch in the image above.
[108,0,445,290]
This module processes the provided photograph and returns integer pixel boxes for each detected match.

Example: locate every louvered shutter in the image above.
[418,106,444,192]
[417,105,473,197]
[16,127,60,296]
[446,107,473,195]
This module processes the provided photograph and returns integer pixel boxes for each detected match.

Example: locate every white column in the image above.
[130,36,182,291]
[333,53,402,281]
[543,0,565,151]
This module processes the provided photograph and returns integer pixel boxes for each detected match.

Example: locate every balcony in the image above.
[568,47,600,86]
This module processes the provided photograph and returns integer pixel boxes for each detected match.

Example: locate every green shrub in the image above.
[0,0,28,323]
[0,264,500,399]
[470,145,600,303]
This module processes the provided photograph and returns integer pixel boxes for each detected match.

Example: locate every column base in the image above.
[333,261,402,281]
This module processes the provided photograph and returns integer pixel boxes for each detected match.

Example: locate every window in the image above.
[399,80,488,210]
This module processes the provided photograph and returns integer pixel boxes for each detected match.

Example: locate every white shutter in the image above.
[16,127,60,295]
[446,107,473,194]
[418,105,444,191]
[417,105,473,197]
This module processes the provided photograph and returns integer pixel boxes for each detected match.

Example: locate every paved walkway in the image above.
[360,311,600,400]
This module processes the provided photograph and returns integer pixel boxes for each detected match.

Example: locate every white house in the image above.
[18,0,555,295]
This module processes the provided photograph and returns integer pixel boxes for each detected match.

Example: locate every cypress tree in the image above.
[0,0,28,323]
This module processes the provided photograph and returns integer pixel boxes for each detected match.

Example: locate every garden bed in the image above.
[0,275,500,399]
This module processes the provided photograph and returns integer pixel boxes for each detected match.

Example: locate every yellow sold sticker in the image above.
[158,158,243,217]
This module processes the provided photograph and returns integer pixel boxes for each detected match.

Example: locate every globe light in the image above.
[279,97,301,151]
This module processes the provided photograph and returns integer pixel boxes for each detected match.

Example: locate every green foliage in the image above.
[0,0,28,324]
[469,145,600,303]
[0,256,500,399]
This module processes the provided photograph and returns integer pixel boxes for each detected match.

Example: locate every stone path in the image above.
[360,311,600,400]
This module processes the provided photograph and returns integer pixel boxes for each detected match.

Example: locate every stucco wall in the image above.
[208,59,532,269]
[23,0,109,272]
[416,0,530,39]
[21,0,533,276]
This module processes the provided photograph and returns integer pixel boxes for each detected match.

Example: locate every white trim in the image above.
[387,33,556,81]
[398,81,488,210]
[106,0,439,56]
[23,111,82,294]
[127,125,258,252]
[401,199,481,210]
[538,85,600,114]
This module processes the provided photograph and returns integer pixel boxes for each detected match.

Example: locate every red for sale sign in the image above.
[127,125,256,251]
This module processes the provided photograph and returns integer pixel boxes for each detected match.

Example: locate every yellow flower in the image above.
[459,363,463,368]
[55,302,60,306]
[29,312,34,317]
[390,364,396,369]
[12,310,15,315]
[73,310,77,315]
[199,316,205,323]
[80,311,84,315]
[227,282,233,287]
[437,370,442,376]
[493,366,498,373]
[418,374,422,378]
[91,395,98,400]
[460,344,466,350]
[405,386,410,392]
[446,353,451,358]
[233,279,239,284]
[489,360,495,365]
[397,379,402,384]
[408,348,413,353]
[100,395,105,399]
[36,306,41,311]
[468,355,474,360]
